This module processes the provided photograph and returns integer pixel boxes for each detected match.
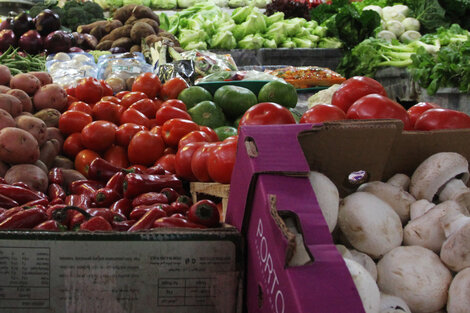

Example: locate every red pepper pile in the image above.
[0,158,221,232]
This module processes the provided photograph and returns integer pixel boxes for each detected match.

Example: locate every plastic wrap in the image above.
[196,70,281,83]
[46,52,97,87]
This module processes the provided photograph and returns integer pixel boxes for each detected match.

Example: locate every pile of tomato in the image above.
[61,73,237,185]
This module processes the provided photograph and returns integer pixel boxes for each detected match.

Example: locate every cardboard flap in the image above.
[297,120,404,197]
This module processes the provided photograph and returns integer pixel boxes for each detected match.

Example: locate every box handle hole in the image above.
[245,137,258,158]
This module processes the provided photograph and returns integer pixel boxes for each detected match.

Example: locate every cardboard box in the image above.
[0,228,243,313]
[190,182,230,221]
[226,120,470,313]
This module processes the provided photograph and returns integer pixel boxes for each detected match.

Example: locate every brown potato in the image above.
[96,40,114,51]
[100,25,132,42]
[52,156,74,170]
[33,84,68,112]
[39,140,59,169]
[0,65,11,86]
[9,73,41,95]
[132,6,159,24]
[4,164,48,192]
[130,22,155,44]
[130,45,141,53]
[135,18,159,33]
[62,169,86,187]
[104,20,123,33]
[113,5,137,23]
[28,72,53,86]
[7,89,33,112]
[111,37,133,50]
[34,108,61,127]
[0,109,15,130]
[0,160,9,177]
[77,20,108,34]
[34,160,48,174]
[45,127,64,151]
[0,94,22,117]
[0,127,39,164]
[0,85,10,93]
[15,115,47,146]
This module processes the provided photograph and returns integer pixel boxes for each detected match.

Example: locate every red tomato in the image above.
[127,130,165,166]
[199,126,219,142]
[155,105,192,125]
[300,103,347,124]
[178,130,211,149]
[63,133,84,158]
[104,145,129,168]
[116,91,130,99]
[153,99,163,110]
[148,118,159,129]
[346,94,412,130]
[115,123,147,147]
[239,102,296,128]
[160,77,188,100]
[150,125,162,136]
[332,76,387,113]
[191,142,218,182]
[58,110,93,135]
[223,135,238,143]
[207,139,237,184]
[121,91,148,109]
[81,120,117,152]
[120,108,150,129]
[129,98,158,119]
[127,164,147,173]
[163,146,177,155]
[92,100,124,124]
[101,96,121,104]
[65,86,76,97]
[407,102,441,128]
[155,154,176,174]
[414,108,470,131]
[75,77,103,104]
[67,95,78,107]
[175,142,206,181]
[99,80,113,97]
[75,149,100,178]
[132,72,162,99]
[68,101,93,115]
[161,118,200,147]
[161,99,187,111]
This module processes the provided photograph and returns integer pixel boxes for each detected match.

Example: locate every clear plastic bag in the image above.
[46,52,98,87]
[97,52,153,81]
[196,70,282,83]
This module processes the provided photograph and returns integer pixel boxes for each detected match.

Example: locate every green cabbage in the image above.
[238,34,264,49]
[151,0,177,9]
[210,31,237,49]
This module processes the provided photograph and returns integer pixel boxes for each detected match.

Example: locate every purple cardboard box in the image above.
[225,123,365,313]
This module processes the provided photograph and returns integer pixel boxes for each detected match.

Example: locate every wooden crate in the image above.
[190,182,230,221]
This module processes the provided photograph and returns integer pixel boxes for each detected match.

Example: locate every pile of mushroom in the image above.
[308,152,470,313]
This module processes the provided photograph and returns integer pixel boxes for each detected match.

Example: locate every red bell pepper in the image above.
[88,158,132,182]
[110,198,133,219]
[0,207,47,229]
[122,173,183,199]
[48,167,64,186]
[112,220,136,231]
[187,200,220,228]
[93,188,121,207]
[0,193,19,209]
[12,182,32,190]
[128,207,167,232]
[170,213,186,219]
[0,208,5,215]
[48,183,66,201]
[152,216,206,229]
[169,201,189,215]
[106,172,125,195]
[0,184,46,204]
[49,198,64,205]
[80,216,112,231]
[145,164,166,175]
[65,194,91,209]
[33,220,67,231]
[22,198,49,208]
[131,192,168,207]
[46,204,67,220]
[0,207,22,223]
[129,205,153,221]
[161,187,179,203]
[69,180,102,199]
[175,195,193,207]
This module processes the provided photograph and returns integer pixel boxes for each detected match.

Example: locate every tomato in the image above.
[346,94,412,130]
[155,154,176,174]
[160,77,188,101]
[75,77,103,104]
[207,139,237,184]
[332,76,387,113]
[132,72,162,99]
[68,101,93,115]
[163,146,177,155]
[148,118,159,129]
[223,135,238,143]
[300,103,347,124]
[407,102,440,128]
[150,125,162,136]
[153,99,163,111]
[58,110,93,135]
[175,142,206,181]
[191,142,218,182]
[239,102,296,129]
[129,98,158,119]
[120,108,150,129]
[414,108,470,131]
[115,123,147,146]
[104,145,129,168]
[199,125,219,142]
[67,95,78,107]
[161,118,200,147]
[101,96,121,104]
[161,99,187,111]
[178,130,211,149]
[63,133,84,158]
[127,130,165,166]
[92,100,124,124]
[155,105,192,125]
[81,120,117,152]
[116,91,130,99]
[65,86,76,97]
[99,80,113,97]
[121,91,148,109]
[127,164,147,173]
[75,149,100,178]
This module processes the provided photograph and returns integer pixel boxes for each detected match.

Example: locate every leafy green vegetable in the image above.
[209,30,237,49]
[438,0,470,30]
[317,37,343,48]
[231,5,253,24]
[238,34,264,49]
[404,0,448,33]
[152,0,177,9]
[310,0,349,25]
[351,0,394,11]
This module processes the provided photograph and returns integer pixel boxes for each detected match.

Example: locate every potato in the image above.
[0,65,11,86]
[6,89,33,113]
[0,94,22,117]
[0,160,9,177]
[130,45,141,53]
[0,109,15,130]
[0,85,10,93]
[62,169,86,188]
[33,84,67,112]
[100,25,132,42]
[4,164,48,192]
[9,73,41,95]
[28,72,53,86]
[90,24,107,41]
[135,18,159,33]
[125,15,138,25]
[105,20,123,33]
[130,22,155,44]
[0,127,40,164]
[39,140,59,169]
[96,40,113,51]
[34,108,61,127]
[113,5,137,23]
[77,20,108,34]
[34,160,48,174]
[111,37,133,50]
[132,6,159,23]
[52,156,74,169]
[15,115,47,146]
[45,127,64,151]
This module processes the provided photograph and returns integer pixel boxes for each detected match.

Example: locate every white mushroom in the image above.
[377,246,452,313]
[308,171,339,233]
[380,293,411,313]
[403,200,466,253]
[409,199,435,220]
[358,181,415,223]
[344,258,381,313]
[447,267,470,313]
[338,192,403,259]
[349,249,378,281]
[387,173,410,191]
[438,178,470,209]
[439,210,470,271]
[410,152,469,201]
